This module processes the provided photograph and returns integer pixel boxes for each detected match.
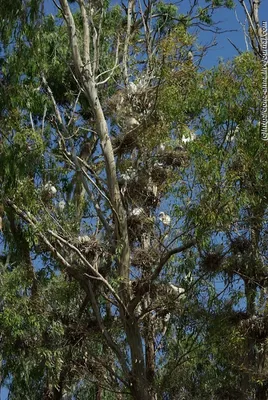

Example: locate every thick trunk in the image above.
[130,381,154,400]
[96,385,102,400]
[124,311,155,400]
[83,81,130,287]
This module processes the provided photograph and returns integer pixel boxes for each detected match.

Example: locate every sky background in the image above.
[44,0,268,68]
[1,0,268,398]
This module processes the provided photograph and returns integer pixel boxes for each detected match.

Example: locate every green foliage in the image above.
[0,1,266,399]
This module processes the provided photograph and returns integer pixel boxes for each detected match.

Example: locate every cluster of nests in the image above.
[200,237,264,278]
[119,151,188,212]
[127,212,155,246]
[108,80,190,172]
[126,176,160,210]
[113,131,189,170]
[129,280,186,321]
[106,80,156,127]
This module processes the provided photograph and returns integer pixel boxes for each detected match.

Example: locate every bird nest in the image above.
[159,150,189,168]
[200,251,224,273]
[126,177,159,209]
[131,248,159,270]
[239,315,268,340]
[230,237,251,255]
[74,236,103,259]
[127,215,154,243]
[112,130,140,155]
[151,164,170,184]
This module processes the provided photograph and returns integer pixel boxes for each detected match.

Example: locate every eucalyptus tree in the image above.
[4,0,267,399]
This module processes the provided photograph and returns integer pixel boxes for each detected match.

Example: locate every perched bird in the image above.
[225,126,239,143]
[136,76,149,91]
[120,168,136,195]
[159,212,171,226]
[168,283,185,299]
[153,162,164,168]
[225,131,235,143]
[124,116,139,130]
[58,200,66,212]
[121,173,132,182]
[188,50,194,61]
[159,143,166,152]
[128,82,137,94]
[125,167,136,180]
[184,271,193,284]
[181,132,196,144]
[141,232,150,250]
[163,312,171,324]
[78,235,91,244]
[130,207,144,217]
[44,182,57,196]
[234,125,240,135]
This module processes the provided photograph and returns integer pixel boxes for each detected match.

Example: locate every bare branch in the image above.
[59,0,84,79]
[70,146,116,233]
[122,0,135,84]
[96,36,120,86]
[5,198,127,315]
[67,90,82,127]
[152,240,197,282]
[41,104,47,135]
[78,0,92,74]
[239,0,263,58]
[29,112,35,132]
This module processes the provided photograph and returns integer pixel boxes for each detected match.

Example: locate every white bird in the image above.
[130,207,144,217]
[58,200,66,211]
[141,232,150,249]
[126,167,136,179]
[128,82,137,94]
[225,126,238,143]
[225,131,235,142]
[134,304,142,317]
[181,132,196,144]
[184,271,193,284]
[163,312,171,323]
[121,173,131,182]
[159,212,171,226]
[44,182,57,196]
[159,143,166,152]
[168,283,185,298]
[124,116,139,130]
[78,235,91,244]
[136,76,148,91]
[188,51,194,61]
[234,125,239,135]
[153,162,164,168]
[121,167,136,183]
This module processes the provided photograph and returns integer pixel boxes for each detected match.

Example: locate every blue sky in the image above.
[44,0,268,67]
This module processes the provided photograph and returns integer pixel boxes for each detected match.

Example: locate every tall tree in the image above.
[2,0,268,399]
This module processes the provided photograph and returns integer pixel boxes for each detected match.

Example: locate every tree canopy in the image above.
[0,0,267,399]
